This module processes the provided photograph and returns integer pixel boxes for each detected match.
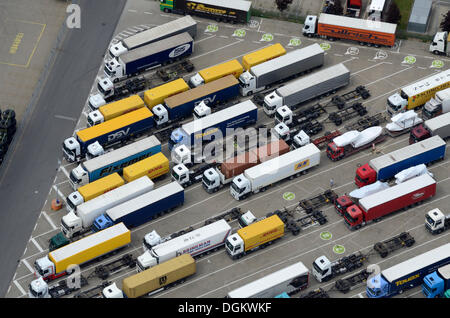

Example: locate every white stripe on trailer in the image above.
[227,261,309,298]
[319,13,397,34]
[382,243,450,283]
[359,174,436,211]
[50,223,129,263]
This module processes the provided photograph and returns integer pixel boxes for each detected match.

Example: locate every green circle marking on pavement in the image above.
[206,24,218,33]
[333,245,346,254]
[233,29,246,38]
[320,43,331,51]
[320,231,332,240]
[283,192,295,201]
[288,38,301,47]
[403,56,416,64]
[432,60,444,68]
[261,33,274,42]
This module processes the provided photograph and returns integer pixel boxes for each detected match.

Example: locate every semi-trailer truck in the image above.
[63,107,155,163]
[66,173,125,213]
[189,59,243,87]
[160,0,252,24]
[109,15,197,59]
[104,32,194,83]
[242,43,286,71]
[87,95,145,127]
[240,44,325,97]
[33,223,130,283]
[354,135,446,187]
[143,78,189,111]
[302,13,396,47]
[93,182,184,232]
[425,208,450,235]
[367,242,450,298]
[343,174,436,230]
[422,263,450,298]
[201,139,290,193]
[429,31,450,56]
[230,143,321,201]
[387,69,450,116]
[226,261,309,298]
[137,219,231,271]
[423,87,450,120]
[122,152,169,183]
[61,176,154,239]
[409,112,450,144]
[168,99,258,151]
[68,135,161,189]
[263,63,350,116]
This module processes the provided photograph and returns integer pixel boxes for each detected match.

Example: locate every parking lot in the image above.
[6,0,450,298]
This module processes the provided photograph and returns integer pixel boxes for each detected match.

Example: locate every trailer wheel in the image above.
[405,240,415,247]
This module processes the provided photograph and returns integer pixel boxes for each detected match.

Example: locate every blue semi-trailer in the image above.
[355,135,446,187]
[366,242,450,298]
[92,181,184,231]
[104,32,194,83]
[422,263,450,298]
[168,99,258,151]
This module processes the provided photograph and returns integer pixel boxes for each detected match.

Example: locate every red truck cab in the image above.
[326,142,344,161]
[335,195,354,215]
[355,163,377,187]
[343,204,363,229]
[409,124,430,144]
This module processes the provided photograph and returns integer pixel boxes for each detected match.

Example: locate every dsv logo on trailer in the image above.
[194,95,216,106]
[169,44,191,58]
[108,128,130,142]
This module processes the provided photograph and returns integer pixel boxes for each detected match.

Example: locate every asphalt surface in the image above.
[0,0,126,296]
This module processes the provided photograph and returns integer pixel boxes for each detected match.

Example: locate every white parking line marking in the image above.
[22,259,35,274]
[191,40,243,61]
[53,185,66,204]
[30,238,43,253]
[13,281,26,296]
[144,12,153,15]
[42,211,57,230]
[55,115,77,122]
[60,165,70,179]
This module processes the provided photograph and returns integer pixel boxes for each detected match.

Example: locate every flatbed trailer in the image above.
[345,112,388,131]
[299,288,330,298]
[328,102,367,126]
[89,254,136,280]
[266,207,328,236]
[156,60,194,82]
[328,133,388,161]
[312,130,342,149]
[329,85,370,109]
[335,269,371,294]
[74,281,111,298]
[48,276,89,298]
[374,232,415,258]
[289,103,327,123]
[205,207,244,225]
[298,189,338,213]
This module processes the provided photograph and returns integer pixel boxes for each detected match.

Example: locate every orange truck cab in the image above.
[334,195,355,215]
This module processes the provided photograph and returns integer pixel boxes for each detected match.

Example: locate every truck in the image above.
[242,43,286,71]
[226,261,309,298]
[93,181,184,232]
[202,139,290,193]
[87,94,146,127]
[122,152,169,183]
[354,135,446,187]
[302,13,397,47]
[66,173,125,214]
[423,87,450,120]
[425,208,450,235]
[33,223,130,285]
[63,107,155,163]
[387,69,450,116]
[312,252,366,282]
[143,78,189,112]
[409,112,450,144]
[61,176,154,239]
[109,15,197,59]
[68,135,161,189]
[137,219,231,271]
[103,254,196,298]
[422,263,450,298]
[104,32,194,83]
[29,275,88,298]
[367,242,450,298]
[160,0,252,24]
[230,143,321,201]
[429,31,450,56]
[168,99,258,151]
[263,63,350,116]
[342,174,436,230]
[189,59,243,87]
[239,44,325,97]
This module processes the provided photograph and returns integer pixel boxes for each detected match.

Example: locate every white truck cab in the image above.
[172,163,191,186]
[104,58,124,83]
[193,101,211,119]
[273,122,292,142]
[264,91,283,116]
[62,137,81,163]
[230,174,251,200]
[109,42,127,59]
[66,191,84,213]
[61,212,82,239]
[34,256,55,280]
[225,233,244,258]
[88,93,107,112]
[69,165,89,190]
[386,93,408,116]
[189,73,204,87]
[239,210,257,227]
[275,105,293,125]
[85,142,105,160]
[302,15,317,37]
[143,230,163,251]
[292,130,310,149]
[152,104,169,126]
[429,31,449,56]
[29,277,50,298]
[425,208,449,234]
[97,77,114,99]
[171,144,192,166]
[312,255,332,282]
[239,71,260,96]
[87,110,104,127]
[136,250,158,272]
[202,167,222,193]
[102,282,124,298]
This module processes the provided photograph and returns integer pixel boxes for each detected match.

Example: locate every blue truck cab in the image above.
[422,264,450,298]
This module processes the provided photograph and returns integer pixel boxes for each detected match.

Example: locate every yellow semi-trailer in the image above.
[387,69,450,116]
[33,223,131,282]
[123,152,170,182]
[242,43,286,71]
[66,173,125,213]
[189,59,243,87]
[143,78,189,110]
[87,95,145,127]
[225,215,285,259]
[102,254,196,298]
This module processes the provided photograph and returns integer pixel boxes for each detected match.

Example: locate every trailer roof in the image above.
[82,135,160,172]
[319,13,397,34]
[402,69,450,97]
[276,63,349,98]
[425,111,450,133]
[181,99,257,136]
[193,0,252,12]
[359,174,436,211]
[382,243,450,283]
[121,33,193,64]
[438,263,450,280]
[106,182,183,221]
[227,261,309,298]
[78,173,124,197]
[369,135,445,172]
[250,44,324,77]
[49,223,129,262]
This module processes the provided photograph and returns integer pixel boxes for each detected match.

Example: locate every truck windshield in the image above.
[387,98,401,112]
[238,76,248,87]
[202,175,212,185]
[425,214,435,226]
[171,169,180,181]
[422,281,432,296]
[275,111,284,123]
[63,143,74,157]
[61,217,72,234]
[137,260,146,272]
[356,174,368,184]
[97,82,106,95]
[312,261,326,276]
[231,182,242,194]
[344,211,356,224]
[104,65,115,77]
[367,286,381,297]
[264,102,276,111]
[225,239,235,252]
[69,171,80,184]
[29,284,41,297]
[66,198,76,211]
[87,116,95,127]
